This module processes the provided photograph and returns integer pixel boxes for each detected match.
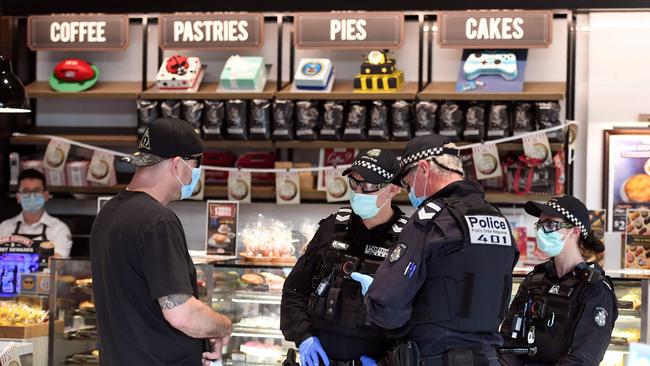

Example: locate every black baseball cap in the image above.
[123,117,203,167]
[342,149,400,184]
[524,195,590,239]
[391,135,462,187]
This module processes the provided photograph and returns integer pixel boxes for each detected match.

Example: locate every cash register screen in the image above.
[0,253,40,296]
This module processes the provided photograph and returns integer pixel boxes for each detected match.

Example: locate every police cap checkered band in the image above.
[352,160,394,180]
[545,201,589,238]
[524,195,591,239]
[342,149,400,184]
[400,147,460,168]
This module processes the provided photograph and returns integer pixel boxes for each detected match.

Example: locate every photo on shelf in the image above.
[205,201,239,257]
[624,209,650,269]
[456,49,528,93]
[604,129,650,232]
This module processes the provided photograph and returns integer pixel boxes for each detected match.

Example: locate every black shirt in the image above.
[281,206,406,361]
[500,260,617,366]
[90,190,201,366]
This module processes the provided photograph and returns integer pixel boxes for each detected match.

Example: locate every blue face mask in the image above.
[174,160,201,200]
[408,166,429,209]
[536,228,566,257]
[20,194,45,213]
[349,188,388,220]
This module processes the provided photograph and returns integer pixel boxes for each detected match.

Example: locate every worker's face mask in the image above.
[349,186,389,220]
[408,165,429,209]
[20,193,45,213]
[174,159,201,200]
[536,229,566,257]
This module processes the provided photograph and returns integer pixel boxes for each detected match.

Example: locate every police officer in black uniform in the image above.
[352,135,519,366]
[281,149,409,366]
[500,195,617,366]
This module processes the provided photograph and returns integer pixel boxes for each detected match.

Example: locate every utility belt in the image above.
[388,342,492,366]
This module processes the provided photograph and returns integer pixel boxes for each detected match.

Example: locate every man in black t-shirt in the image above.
[90,118,232,366]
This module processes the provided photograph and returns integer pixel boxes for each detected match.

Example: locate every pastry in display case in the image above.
[353,50,404,92]
[210,262,293,365]
[239,217,298,264]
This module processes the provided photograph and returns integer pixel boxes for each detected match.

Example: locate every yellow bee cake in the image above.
[353,50,404,92]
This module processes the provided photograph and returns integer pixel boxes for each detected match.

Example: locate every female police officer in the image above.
[500,195,617,365]
[281,149,408,366]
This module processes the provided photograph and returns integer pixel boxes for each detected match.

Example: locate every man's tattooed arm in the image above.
[158,293,192,310]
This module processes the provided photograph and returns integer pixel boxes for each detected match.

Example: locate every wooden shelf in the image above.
[139,82,277,100]
[11,134,564,153]
[275,80,419,100]
[274,140,408,150]
[25,81,142,100]
[31,185,127,195]
[11,134,138,148]
[203,185,276,200]
[484,193,553,205]
[10,184,553,206]
[418,82,566,101]
[203,140,274,149]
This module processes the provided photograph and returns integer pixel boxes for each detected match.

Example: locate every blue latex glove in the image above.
[298,336,329,366]
[360,355,377,366]
[350,272,374,296]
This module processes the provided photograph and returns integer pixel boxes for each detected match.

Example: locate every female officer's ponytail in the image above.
[580,231,605,253]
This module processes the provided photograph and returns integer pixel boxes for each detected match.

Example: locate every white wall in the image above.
[583,12,650,210]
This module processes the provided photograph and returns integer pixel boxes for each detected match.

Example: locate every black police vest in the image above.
[309,207,408,339]
[411,196,517,333]
[514,265,614,363]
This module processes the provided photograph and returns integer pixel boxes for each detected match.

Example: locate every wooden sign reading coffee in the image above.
[28,14,129,51]
[438,11,553,48]
[295,12,404,49]
[159,14,263,49]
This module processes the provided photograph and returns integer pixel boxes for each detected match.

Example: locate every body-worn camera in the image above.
[340,255,361,279]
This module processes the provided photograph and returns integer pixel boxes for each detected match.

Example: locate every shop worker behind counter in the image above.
[351,135,519,366]
[90,118,232,366]
[500,195,617,366]
[0,169,73,258]
[281,149,409,366]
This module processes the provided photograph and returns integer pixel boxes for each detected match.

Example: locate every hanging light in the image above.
[0,56,30,113]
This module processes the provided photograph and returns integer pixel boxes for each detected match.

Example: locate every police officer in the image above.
[281,149,409,366]
[500,195,617,366]
[352,135,519,366]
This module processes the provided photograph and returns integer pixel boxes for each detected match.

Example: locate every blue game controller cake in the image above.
[463,52,518,81]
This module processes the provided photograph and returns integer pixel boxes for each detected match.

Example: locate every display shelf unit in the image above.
[24,81,143,100]
[139,81,278,100]
[275,80,420,100]
[418,82,566,101]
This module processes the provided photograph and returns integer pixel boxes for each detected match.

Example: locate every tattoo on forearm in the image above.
[158,293,191,310]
